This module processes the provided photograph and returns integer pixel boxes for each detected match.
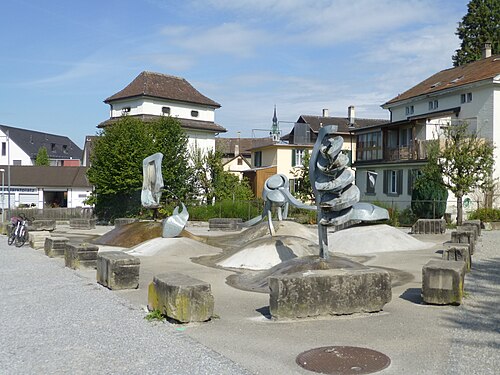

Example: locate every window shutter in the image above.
[397,170,403,195]
[407,170,412,195]
[291,149,296,166]
[383,170,388,194]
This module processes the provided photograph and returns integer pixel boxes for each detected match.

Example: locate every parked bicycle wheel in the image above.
[7,225,16,246]
[15,227,28,247]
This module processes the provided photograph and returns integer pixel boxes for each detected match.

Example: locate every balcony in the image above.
[384,140,431,162]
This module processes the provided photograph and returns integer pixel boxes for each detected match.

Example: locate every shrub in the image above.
[411,176,448,219]
[468,208,500,222]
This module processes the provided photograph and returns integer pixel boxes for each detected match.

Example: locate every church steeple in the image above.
[270,105,280,142]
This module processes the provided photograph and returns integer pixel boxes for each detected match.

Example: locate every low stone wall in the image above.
[422,259,466,305]
[69,218,96,230]
[148,272,214,323]
[29,220,56,232]
[411,219,446,234]
[97,251,140,290]
[269,268,392,319]
[65,243,99,270]
[208,218,243,231]
[44,237,69,258]
[29,231,51,250]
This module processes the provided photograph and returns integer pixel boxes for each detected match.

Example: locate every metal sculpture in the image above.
[309,125,389,259]
[244,174,316,235]
[141,153,164,208]
[162,203,189,238]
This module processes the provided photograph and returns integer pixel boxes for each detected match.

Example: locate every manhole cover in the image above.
[296,346,390,375]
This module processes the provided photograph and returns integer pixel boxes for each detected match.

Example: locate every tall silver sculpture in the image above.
[309,125,388,259]
[141,153,164,208]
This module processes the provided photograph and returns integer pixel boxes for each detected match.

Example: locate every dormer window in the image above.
[62,145,68,154]
[121,107,131,115]
[51,143,56,152]
[162,106,171,115]
[191,110,199,118]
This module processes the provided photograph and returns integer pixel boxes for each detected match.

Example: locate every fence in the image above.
[6,207,94,221]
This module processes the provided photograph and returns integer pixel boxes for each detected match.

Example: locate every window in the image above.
[356,131,382,161]
[461,93,472,103]
[62,145,68,154]
[51,143,56,152]
[366,171,377,194]
[383,170,403,196]
[292,149,304,167]
[1,142,5,156]
[162,106,171,115]
[461,94,466,103]
[13,160,22,165]
[237,158,243,165]
[254,151,262,167]
[405,106,414,115]
[429,100,439,110]
[121,107,131,115]
[467,93,473,102]
[191,110,199,117]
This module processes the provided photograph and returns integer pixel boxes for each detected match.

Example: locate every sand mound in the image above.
[327,224,435,255]
[126,237,220,257]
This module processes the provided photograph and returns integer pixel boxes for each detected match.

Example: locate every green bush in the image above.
[411,176,448,219]
[468,208,500,222]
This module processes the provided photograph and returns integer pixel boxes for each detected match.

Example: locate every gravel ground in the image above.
[446,230,500,374]
[0,239,251,375]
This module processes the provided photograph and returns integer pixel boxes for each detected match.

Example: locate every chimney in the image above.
[348,105,355,125]
[322,108,329,117]
[483,41,492,59]
[234,143,239,156]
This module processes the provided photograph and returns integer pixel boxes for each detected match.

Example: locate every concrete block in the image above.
[457,225,478,241]
[28,231,51,250]
[412,219,446,234]
[97,251,140,290]
[69,218,96,230]
[451,230,475,255]
[65,243,99,270]
[422,259,466,305]
[269,268,392,319]
[442,244,471,272]
[44,237,69,258]
[30,220,56,231]
[208,218,242,231]
[463,220,481,236]
[114,218,138,227]
[148,272,214,323]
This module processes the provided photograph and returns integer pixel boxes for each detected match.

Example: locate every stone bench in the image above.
[422,259,466,305]
[442,244,471,272]
[29,220,56,231]
[114,218,138,227]
[269,268,392,319]
[411,219,446,234]
[65,243,99,270]
[97,251,140,290]
[451,230,475,255]
[148,273,214,323]
[208,218,243,231]
[457,225,479,241]
[44,237,69,258]
[29,231,52,250]
[463,219,481,236]
[69,218,96,230]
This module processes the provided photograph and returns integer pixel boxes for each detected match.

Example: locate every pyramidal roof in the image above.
[104,71,221,108]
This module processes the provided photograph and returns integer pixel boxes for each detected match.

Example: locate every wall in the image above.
[0,131,32,166]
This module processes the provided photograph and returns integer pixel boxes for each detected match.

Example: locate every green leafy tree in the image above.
[35,146,50,166]
[452,0,500,66]
[423,122,494,225]
[87,116,191,220]
[290,151,315,202]
[411,173,448,219]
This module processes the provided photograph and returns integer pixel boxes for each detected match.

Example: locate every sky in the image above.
[0,0,469,148]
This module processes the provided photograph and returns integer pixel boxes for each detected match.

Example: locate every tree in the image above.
[411,172,448,219]
[190,148,253,203]
[35,146,50,166]
[87,116,191,220]
[422,122,494,225]
[452,0,500,66]
[290,151,315,202]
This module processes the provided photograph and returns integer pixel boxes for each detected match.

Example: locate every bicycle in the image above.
[8,214,29,247]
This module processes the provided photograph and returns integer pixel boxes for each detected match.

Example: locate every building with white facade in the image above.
[98,71,226,153]
[354,48,500,212]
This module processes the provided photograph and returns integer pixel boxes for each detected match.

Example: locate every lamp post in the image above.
[348,123,356,168]
[0,168,4,223]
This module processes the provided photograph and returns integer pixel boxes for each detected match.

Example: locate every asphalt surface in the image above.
[0,225,499,374]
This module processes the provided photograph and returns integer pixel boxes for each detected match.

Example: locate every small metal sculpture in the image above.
[162,203,189,238]
[244,174,316,235]
[309,125,389,259]
[141,153,164,208]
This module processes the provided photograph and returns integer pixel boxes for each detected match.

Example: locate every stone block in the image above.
[44,237,69,258]
[269,268,392,319]
[463,220,481,236]
[422,259,466,305]
[451,230,475,255]
[442,244,471,272]
[30,220,56,231]
[65,243,99,270]
[28,231,51,250]
[97,251,140,290]
[69,218,96,230]
[457,225,478,241]
[148,272,214,323]
[114,218,138,227]
[208,218,243,231]
[411,219,446,234]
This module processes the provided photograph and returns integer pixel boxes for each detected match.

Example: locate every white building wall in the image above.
[68,188,92,207]
[0,131,33,165]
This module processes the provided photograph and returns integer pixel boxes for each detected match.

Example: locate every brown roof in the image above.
[384,55,500,106]
[215,137,263,155]
[5,166,90,188]
[104,71,221,108]
[296,115,388,133]
[98,114,226,133]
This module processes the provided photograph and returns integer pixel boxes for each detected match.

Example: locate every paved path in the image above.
[0,238,251,375]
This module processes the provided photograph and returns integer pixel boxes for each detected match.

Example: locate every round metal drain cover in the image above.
[296,346,390,375]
